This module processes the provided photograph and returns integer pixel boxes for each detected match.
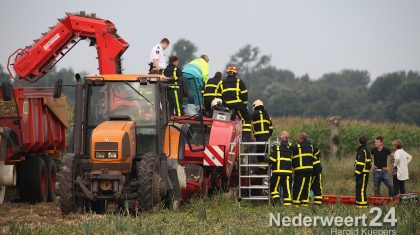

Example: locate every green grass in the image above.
[2,117,419,234]
[3,149,419,235]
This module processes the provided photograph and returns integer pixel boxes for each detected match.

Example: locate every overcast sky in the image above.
[1,0,419,80]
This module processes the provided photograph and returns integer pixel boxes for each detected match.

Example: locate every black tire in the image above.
[20,155,48,203]
[41,155,57,202]
[57,154,80,214]
[136,152,161,211]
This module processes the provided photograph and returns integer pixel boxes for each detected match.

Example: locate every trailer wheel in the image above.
[21,155,48,203]
[57,154,82,214]
[41,155,56,202]
[135,152,161,211]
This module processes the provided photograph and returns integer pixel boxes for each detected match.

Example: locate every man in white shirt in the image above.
[148,38,170,73]
[392,139,412,196]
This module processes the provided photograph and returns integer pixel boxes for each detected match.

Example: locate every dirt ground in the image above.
[0,201,108,233]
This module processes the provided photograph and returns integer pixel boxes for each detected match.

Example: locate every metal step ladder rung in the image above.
[239,185,269,189]
[240,175,269,178]
[240,164,269,167]
[239,153,267,156]
[240,141,269,145]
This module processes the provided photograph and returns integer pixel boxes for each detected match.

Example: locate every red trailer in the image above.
[0,84,67,204]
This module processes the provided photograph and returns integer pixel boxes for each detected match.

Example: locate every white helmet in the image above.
[211,98,223,108]
[253,99,264,109]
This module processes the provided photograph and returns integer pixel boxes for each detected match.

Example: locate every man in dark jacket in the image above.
[162,56,188,116]
[291,132,317,207]
[219,66,252,140]
[251,99,273,174]
[355,136,372,208]
[202,72,222,115]
[269,133,293,206]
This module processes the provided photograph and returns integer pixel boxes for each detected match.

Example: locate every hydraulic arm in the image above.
[7,11,128,83]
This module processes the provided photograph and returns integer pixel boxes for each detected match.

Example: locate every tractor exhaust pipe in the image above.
[73,74,84,154]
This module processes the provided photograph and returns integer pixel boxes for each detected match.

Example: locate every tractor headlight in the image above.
[95,152,106,159]
[108,152,117,159]
[95,151,118,159]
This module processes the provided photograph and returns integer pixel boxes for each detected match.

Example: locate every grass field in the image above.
[1,117,419,234]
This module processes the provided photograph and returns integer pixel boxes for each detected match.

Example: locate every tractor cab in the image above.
[84,75,166,158]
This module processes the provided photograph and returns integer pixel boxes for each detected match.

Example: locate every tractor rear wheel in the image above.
[135,152,161,211]
[57,154,83,214]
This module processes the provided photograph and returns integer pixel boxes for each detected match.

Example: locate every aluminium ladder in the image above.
[238,140,272,203]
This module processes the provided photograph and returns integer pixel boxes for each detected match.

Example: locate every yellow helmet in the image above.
[253,99,264,109]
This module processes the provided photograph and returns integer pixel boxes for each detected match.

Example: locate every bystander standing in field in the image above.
[371,136,393,196]
[391,139,412,196]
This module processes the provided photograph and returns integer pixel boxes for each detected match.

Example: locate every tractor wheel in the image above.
[0,186,5,204]
[57,154,83,214]
[135,152,161,211]
[21,155,48,203]
[41,155,56,202]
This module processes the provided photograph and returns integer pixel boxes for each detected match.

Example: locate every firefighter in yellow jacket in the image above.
[354,136,372,208]
[291,132,318,206]
[310,144,323,205]
[163,56,187,116]
[251,99,273,174]
[269,132,293,205]
[219,66,252,140]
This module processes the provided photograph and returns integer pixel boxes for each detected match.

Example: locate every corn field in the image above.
[272,117,420,157]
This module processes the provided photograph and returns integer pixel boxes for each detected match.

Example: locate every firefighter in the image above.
[251,99,273,174]
[202,72,223,116]
[310,142,323,205]
[269,134,293,206]
[219,66,252,140]
[291,132,316,207]
[149,38,169,73]
[163,56,187,116]
[354,136,372,208]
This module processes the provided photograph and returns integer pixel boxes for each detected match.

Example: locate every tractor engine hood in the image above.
[90,120,135,172]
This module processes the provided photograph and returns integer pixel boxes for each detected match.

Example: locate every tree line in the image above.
[1,39,419,126]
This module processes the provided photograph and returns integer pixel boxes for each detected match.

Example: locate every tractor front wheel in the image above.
[135,152,161,211]
[57,154,83,214]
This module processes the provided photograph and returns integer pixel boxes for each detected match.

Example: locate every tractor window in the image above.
[87,82,156,126]
[86,81,158,155]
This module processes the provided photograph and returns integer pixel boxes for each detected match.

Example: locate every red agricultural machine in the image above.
[0,85,67,203]
[1,11,244,213]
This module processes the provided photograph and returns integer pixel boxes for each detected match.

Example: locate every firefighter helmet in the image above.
[226,66,237,75]
[253,99,264,109]
[211,98,223,108]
